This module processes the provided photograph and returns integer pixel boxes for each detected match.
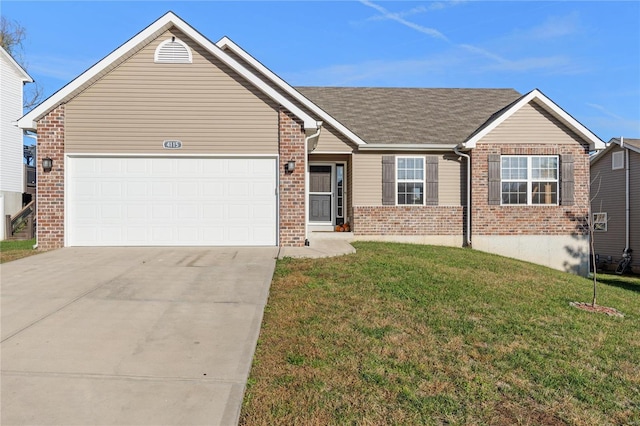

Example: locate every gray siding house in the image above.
[590,138,640,273]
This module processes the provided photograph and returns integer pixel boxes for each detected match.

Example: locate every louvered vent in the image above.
[154,37,192,64]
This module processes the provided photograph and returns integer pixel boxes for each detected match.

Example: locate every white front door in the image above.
[67,156,277,246]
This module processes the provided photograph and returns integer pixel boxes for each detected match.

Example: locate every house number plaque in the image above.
[163,140,182,149]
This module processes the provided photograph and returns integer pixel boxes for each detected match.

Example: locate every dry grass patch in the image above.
[241,242,640,425]
[0,239,39,263]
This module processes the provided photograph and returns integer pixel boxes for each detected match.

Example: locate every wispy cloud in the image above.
[365,4,429,22]
[285,55,466,87]
[587,103,625,121]
[29,55,94,81]
[586,103,640,138]
[357,1,587,76]
[523,12,581,40]
[359,0,449,41]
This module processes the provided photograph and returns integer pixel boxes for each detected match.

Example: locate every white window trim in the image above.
[501,155,559,206]
[612,151,624,170]
[396,156,425,206]
[593,212,607,232]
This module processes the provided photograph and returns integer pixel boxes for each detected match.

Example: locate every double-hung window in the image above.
[501,156,558,205]
[397,157,424,205]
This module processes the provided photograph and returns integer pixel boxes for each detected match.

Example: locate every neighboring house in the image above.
[1,46,33,234]
[590,138,639,273]
[17,12,605,275]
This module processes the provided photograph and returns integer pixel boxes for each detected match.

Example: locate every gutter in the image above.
[454,144,471,247]
[358,143,458,152]
[303,122,323,245]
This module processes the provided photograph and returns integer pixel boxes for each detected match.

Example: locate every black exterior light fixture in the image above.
[286,160,295,173]
[42,157,53,173]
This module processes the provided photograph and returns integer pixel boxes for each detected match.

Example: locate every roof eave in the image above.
[1,46,33,83]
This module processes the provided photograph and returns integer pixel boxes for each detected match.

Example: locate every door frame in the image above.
[307,161,347,231]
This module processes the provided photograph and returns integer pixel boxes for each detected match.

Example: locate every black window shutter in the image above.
[488,154,501,205]
[382,156,395,205]
[425,155,439,205]
[561,154,574,206]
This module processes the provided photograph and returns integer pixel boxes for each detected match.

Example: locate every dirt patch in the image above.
[569,302,624,317]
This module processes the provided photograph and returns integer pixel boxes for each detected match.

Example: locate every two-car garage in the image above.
[66,157,278,246]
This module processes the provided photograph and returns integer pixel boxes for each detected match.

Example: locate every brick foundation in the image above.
[471,144,590,237]
[36,104,66,250]
[352,205,464,236]
[278,108,306,247]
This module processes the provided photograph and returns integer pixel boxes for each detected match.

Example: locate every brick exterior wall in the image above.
[471,143,590,237]
[36,104,66,250]
[278,108,306,247]
[352,206,464,236]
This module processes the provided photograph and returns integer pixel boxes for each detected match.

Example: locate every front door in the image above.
[309,165,332,223]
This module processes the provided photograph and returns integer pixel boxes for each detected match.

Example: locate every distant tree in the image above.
[1,16,43,110]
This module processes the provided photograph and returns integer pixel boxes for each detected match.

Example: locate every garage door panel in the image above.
[68,157,277,246]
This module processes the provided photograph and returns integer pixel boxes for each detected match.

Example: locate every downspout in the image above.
[303,123,323,245]
[622,137,630,251]
[454,144,471,247]
[24,131,38,249]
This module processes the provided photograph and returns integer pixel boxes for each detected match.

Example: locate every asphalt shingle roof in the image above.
[295,87,522,145]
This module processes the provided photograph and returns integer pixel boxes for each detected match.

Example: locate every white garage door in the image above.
[67,157,277,246]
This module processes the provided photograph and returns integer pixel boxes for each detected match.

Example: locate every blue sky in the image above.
[4,1,639,141]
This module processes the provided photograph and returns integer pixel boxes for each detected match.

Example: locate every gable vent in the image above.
[154,37,192,64]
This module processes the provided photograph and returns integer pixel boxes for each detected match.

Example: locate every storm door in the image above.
[309,165,333,223]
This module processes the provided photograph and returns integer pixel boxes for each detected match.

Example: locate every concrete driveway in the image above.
[1,246,277,426]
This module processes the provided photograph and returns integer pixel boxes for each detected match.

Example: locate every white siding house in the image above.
[1,46,33,228]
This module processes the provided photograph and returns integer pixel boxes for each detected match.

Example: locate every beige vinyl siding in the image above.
[352,151,463,206]
[314,126,354,153]
[65,28,279,154]
[481,101,586,146]
[590,146,629,264]
[223,47,357,154]
[439,153,466,206]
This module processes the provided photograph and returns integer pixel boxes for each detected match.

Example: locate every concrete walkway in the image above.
[277,233,356,259]
[1,247,277,426]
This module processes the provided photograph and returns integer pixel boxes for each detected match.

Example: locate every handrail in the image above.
[5,200,36,239]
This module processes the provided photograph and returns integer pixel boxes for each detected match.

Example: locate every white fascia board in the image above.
[463,89,605,151]
[17,13,176,130]
[358,144,457,151]
[216,36,366,146]
[1,46,33,83]
[17,12,317,132]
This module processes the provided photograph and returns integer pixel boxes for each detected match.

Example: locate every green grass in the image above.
[0,238,39,263]
[241,242,640,426]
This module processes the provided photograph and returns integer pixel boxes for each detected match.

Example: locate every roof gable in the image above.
[463,89,605,151]
[1,46,33,83]
[17,12,317,132]
[591,137,640,165]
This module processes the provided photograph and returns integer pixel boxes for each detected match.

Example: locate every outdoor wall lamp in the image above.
[286,160,295,173]
[42,157,53,173]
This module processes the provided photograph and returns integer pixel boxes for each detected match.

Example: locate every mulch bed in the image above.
[569,302,624,317]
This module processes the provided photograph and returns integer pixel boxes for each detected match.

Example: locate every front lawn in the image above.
[0,238,39,263]
[241,242,639,425]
